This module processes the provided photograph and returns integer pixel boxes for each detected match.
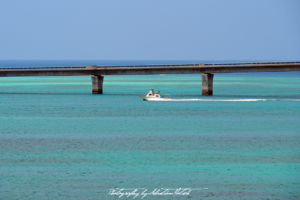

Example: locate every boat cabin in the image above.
[146,89,160,98]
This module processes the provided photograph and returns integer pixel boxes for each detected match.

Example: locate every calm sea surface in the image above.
[0,61,300,199]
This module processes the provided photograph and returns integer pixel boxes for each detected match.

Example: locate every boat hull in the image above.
[139,95,172,101]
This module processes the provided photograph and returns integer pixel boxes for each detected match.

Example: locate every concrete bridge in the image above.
[0,61,300,95]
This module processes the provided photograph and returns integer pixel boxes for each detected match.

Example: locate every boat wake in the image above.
[147,99,300,102]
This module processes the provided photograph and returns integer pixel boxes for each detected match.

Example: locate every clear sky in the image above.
[0,0,299,60]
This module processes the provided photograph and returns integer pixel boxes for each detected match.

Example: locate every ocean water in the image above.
[0,61,300,200]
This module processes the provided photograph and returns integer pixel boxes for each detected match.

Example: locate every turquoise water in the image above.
[0,61,300,199]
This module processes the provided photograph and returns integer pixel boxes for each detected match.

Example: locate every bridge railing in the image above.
[204,61,300,66]
[0,66,86,70]
[0,61,299,70]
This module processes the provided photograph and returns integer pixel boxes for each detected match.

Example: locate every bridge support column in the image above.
[201,73,214,95]
[91,75,104,94]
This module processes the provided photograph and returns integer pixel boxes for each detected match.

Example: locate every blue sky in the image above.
[0,0,299,60]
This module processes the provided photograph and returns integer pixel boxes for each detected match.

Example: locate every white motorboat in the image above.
[139,89,172,101]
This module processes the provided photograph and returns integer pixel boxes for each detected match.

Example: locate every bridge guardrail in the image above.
[0,62,299,70]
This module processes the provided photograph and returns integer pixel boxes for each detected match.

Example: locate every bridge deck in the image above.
[0,61,300,70]
[0,62,299,77]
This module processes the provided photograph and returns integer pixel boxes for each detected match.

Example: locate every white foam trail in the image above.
[154,99,267,102]
[147,99,300,102]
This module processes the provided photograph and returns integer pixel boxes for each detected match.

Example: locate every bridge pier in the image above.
[91,75,104,94]
[201,73,214,95]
